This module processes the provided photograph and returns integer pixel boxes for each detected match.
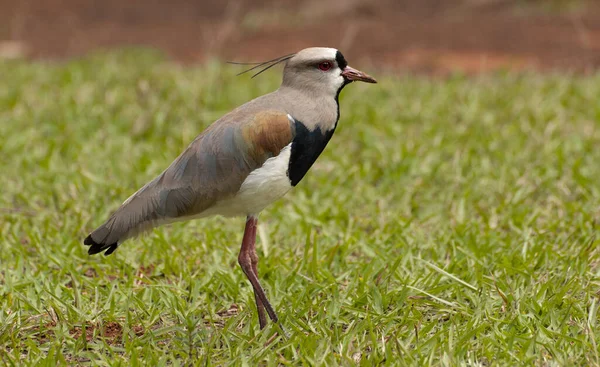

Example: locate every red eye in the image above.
[318,61,332,71]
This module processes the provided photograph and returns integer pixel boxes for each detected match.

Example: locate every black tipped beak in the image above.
[341,65,377,84]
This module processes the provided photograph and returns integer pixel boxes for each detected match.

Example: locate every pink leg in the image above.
[238,216,278,329]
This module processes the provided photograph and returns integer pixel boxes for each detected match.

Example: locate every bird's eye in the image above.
[318,61,332,71]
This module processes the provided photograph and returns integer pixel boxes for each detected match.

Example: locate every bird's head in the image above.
[282,47,377,97]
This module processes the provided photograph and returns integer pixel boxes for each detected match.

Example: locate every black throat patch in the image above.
[287,118,336,186]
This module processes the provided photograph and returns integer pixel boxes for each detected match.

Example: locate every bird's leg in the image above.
[238,215,278,329]
[247,217,267,328]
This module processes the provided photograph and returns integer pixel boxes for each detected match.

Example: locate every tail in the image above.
[84,182,162,256]
[84,155,206,255]
[84,232,119,256]
[84,214,136,256]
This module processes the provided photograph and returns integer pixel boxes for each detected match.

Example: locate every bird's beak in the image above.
[341,66,377,84]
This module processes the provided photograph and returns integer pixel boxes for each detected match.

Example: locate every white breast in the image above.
[201,144,293,217]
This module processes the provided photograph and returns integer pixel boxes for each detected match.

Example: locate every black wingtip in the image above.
[83,234,94,246]
[84,234,118,256]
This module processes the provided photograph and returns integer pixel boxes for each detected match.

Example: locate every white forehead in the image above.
[292,47,338,62]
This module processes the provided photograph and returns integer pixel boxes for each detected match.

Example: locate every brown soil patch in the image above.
[83,267,97,278]
[0,0,600,73]
[136,264,156,279]
[31,320,144,345]
[70,321,144,344]
[1,1,600,74]
[203,304,240,328]
[216,303,240,318]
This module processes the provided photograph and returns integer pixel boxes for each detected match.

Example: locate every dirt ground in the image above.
[1,0,600,74]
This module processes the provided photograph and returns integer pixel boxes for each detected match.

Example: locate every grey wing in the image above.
[84,110,295,255]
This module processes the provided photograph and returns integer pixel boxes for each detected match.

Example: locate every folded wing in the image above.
[85,110,295,255]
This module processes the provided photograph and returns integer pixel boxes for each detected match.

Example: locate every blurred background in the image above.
[1,0,600,74]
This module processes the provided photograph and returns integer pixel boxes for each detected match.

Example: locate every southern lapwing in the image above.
[84,47,376,331]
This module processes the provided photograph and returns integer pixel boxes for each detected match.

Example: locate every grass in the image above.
[1,49,599,365]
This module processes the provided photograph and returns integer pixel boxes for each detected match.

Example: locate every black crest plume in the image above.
[227,53,296,78]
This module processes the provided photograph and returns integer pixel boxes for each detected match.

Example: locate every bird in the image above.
[84,47,377,331]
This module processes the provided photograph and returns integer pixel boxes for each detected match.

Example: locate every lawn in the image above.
[1,50,599,365]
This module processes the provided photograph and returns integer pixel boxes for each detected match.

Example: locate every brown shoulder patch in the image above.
[242,111,294,161]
